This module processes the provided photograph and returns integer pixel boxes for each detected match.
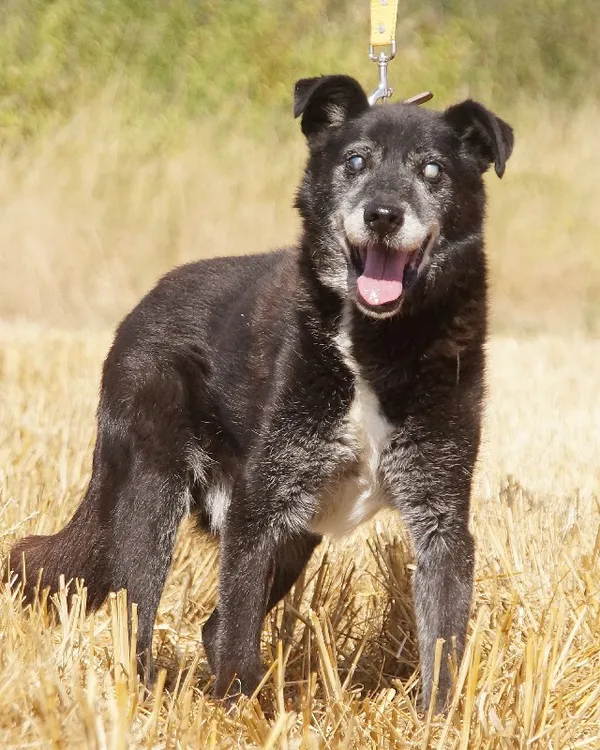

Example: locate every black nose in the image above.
[364,203,404,236]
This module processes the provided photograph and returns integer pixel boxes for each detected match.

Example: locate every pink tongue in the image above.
[357,245,408,306]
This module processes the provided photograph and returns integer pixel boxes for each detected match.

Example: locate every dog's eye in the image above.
[346,155,366,174]
[423,162,442,180]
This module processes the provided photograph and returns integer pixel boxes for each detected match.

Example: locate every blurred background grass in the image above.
[0,0,598,333]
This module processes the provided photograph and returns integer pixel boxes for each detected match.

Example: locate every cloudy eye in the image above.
[423,161,442,180]
[346,154,366,174]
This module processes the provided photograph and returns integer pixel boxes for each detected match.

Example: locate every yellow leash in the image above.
[370,0,399,49]
[368,0,433,106]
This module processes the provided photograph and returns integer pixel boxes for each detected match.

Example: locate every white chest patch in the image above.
[311,315,394,538]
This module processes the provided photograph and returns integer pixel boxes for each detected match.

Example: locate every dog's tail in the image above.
[5,477,112,612]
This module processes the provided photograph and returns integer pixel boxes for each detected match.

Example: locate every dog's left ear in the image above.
[293,75,369,140]
[445,100,514,178]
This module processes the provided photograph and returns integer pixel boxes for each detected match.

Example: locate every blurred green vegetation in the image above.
[1,0,598,144]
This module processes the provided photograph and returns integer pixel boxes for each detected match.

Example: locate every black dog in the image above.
[8,75,513,711]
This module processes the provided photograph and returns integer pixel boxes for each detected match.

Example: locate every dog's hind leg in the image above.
[8,436,190,682]
[110,455,189,678]
[7,361,194,682]
[101,364,196,678]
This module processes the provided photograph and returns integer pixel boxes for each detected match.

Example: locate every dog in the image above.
[7,74,513,712]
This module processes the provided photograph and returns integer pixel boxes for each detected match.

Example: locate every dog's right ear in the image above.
[293,75,369,140]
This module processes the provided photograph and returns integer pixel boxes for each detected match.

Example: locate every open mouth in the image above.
[350,230,437,309]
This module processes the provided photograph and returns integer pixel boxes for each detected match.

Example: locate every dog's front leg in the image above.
[212,522,277,699]
[210,364,341,699]
[386,435,477,713]
[406,506,474,713]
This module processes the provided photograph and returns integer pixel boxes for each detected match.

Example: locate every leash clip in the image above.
[368,42,396,105]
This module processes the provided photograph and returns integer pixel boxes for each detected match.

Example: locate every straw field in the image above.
[1,328,599,748]
[1,3,599,746]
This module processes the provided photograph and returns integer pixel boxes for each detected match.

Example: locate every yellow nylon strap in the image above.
[370,0,399,48]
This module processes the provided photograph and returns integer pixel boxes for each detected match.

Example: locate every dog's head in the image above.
[294,75,514,318]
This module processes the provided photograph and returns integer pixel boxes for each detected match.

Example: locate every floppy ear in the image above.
[444,100,514,178]
[293,75,369,140]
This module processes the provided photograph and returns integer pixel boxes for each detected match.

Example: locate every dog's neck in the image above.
[296,237,346,331]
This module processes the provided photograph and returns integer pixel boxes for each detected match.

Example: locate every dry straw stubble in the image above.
[1,328,599,748]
